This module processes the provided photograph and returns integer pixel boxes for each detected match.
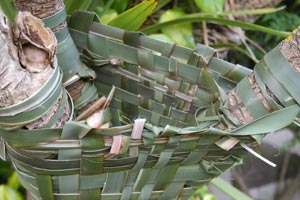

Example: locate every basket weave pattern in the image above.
[0,11,266,200]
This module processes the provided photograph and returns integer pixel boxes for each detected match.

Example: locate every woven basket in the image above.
[1,10,299,200]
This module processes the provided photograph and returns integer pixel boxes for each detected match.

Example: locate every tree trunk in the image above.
[15,0,64,19]
[14,0,99,113]
[0,10,70,129]
[0,11,54,107]
[227,29,300,127]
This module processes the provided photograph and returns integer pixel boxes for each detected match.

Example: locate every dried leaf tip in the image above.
[86,111,104,129]
[241,143,277,168]
[131,118,146,139]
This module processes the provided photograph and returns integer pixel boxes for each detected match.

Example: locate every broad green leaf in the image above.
[64,0,101,14]
[141,13,290,37]
[199,185,217,200]
[156,0,172,10]
[203,194,217,200]
[222,6,285,16]
[87,0,104,11]
[159,9,195,48]
[190,185,217,200]
[231,104,300,135]
[111,0,130,13]
[8,172,21,190]
[108,0,157,31]
[149,34,174,43]
[0,185,23,200]
[0,161,12,179]
[195,0,225,14]
[99,9,118,24]
[210,177,253,200]
[0,0,16,22]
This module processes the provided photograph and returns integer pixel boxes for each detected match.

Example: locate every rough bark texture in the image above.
[228,88,254,125]
[0,10,70,128]
[279,30,300,73]
[15,0,66,33]
[15,0,91,108]
[14,0,64,19]
[25,92,70,129]
[0,11,55,107]
[227,29,300,126]
[66,79,85,101]
[248,73,273,112]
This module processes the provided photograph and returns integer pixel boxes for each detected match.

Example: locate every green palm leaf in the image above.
[108,0,158,31]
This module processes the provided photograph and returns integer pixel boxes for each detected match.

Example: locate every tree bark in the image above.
[227,29,300,127]
[14,0,64,19]
[15,0,67,33]
[0,11,54,107]
[14,0,98,113]
[0,10,70,129]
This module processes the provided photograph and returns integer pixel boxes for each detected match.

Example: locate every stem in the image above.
[275,151,291,198]
[14,0,64,19]
[202,21,209,46]
[141,14,290,37]
[226,27,300,127]
[14,0,99,113]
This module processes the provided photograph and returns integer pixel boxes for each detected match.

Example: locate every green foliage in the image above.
[108,0,157,31]
[189,185,217,200]
[98,9,118,24]
[64,0,101,14]
[0,184,23,200]
[159,9,195,48]
[64,0,131,16]
[248,10,300,58]
[194,0,225,14]
[0,168,24,200]
[142,14,289,37]
[7,172,21,191]
[149,34,174,43]
[108,0,131,13]
[0,0,16,22]
[0,161,24,200]
[0,161,13,180]
[210,178,253,200]
[156,0,172,10]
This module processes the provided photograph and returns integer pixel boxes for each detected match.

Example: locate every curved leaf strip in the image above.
[231,104,300,135]
[141,15,290,37]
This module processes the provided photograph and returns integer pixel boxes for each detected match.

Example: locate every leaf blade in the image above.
[159,9,195,48]
[0,0,16,22]
[141,13,290,37]
[108,0,158,31]
[210,177,253,200]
